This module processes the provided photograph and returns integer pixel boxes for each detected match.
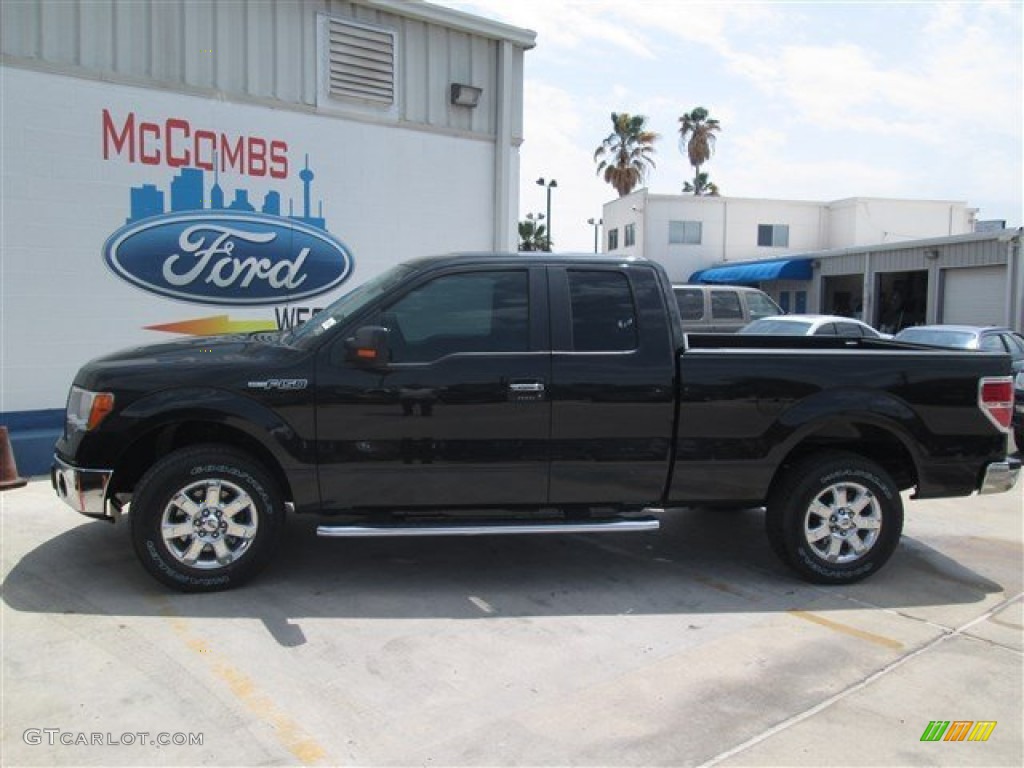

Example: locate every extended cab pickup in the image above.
[52,254,1020,591]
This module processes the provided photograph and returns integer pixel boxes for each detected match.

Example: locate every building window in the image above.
[326,18,396,106]
[608,228,619,251]
[669,220,702,245]
[624,223,636,247]
[757,224,789,247]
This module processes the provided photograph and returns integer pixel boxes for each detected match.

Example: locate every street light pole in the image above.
[536,177,557,249]
[587,217,603,253]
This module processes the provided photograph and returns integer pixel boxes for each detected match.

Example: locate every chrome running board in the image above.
[316,516,660,538]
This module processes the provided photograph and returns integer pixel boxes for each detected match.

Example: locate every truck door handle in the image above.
[508,381,546,402]
[509,382,545,393]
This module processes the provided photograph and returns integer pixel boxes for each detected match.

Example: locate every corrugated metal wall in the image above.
[813,235,1017,327]
[819,253,867,276]
[927,238,1009,268]
[0,0,517,139]
[820,239,1008,277]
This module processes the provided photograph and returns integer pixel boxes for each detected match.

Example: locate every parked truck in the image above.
[52,254,1020,591]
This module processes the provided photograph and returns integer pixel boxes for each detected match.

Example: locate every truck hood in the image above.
[74,332,308,391]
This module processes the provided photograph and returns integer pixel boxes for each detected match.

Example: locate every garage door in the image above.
[941,266,1005,325]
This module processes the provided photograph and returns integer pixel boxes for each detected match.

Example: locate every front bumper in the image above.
[51,455,115,520]
[978,457,1021,495]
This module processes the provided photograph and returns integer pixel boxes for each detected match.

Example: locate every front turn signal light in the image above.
[87,393,115,430]
[67,387,116,433]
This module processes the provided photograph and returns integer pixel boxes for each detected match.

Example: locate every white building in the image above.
[603,190,978,282]
[0,0,535,472]
[602,190,1021,334]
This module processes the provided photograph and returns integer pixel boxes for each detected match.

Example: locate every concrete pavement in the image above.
[1,475,1021,766]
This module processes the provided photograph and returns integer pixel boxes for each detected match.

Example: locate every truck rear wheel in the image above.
[130,445,283,592]
[766,452,903,584]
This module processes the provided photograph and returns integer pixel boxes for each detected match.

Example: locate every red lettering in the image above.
[221,135,245,174]
[194,130,216,171]
[140,122,161,165]
[248,137,267,177]
[102,109,135,161]
[166,118,191,168]
[270,141,288,179]
[102,109,290,179]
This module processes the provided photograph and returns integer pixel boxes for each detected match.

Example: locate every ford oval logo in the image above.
[103,211,353,306]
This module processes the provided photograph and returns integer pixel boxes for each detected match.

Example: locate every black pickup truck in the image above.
[52,254,1020,591]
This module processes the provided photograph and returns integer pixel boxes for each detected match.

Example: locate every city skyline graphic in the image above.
[127,154,327,230]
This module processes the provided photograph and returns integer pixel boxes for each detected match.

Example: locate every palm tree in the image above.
[594,113,658,197]
[682,172,720,196]
[678,107,721,195]
[518,214,551,252]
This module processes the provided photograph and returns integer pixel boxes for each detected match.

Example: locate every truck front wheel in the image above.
[130,445,284,592]
[766,452,903,584]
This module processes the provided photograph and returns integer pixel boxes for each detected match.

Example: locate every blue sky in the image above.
[437,0,1022,252]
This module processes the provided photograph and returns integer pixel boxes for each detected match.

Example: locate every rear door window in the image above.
[980,335,1006,352]
[835,322,865,338]
[567,271,638,351]
[813,323,838,336]
[710,290,742,320]
[674,288,705,321]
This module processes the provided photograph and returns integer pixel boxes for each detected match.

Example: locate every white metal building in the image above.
[602,189,1021,334]
[0,0,535,472]
[803,229,1023,334]
[603,190,979,282]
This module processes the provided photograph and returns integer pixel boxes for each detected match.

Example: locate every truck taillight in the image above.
[978,377,1013,432]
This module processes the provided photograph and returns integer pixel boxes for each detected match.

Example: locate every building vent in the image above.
[327,19,395,106]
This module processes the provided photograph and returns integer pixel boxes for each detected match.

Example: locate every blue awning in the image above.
[689,258,813,284]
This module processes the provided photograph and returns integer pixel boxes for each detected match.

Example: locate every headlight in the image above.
[66,386,115,433]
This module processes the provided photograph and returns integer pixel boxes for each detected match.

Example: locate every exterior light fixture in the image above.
[450,83,483,107]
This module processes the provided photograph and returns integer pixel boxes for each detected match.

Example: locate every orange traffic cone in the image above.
[0,426,28,491]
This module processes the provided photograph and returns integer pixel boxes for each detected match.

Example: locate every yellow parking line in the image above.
[788,610,904,650]
[157,604,327,765]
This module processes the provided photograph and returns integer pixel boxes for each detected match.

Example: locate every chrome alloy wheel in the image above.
[160,479,259,569]
[802,481,882,564]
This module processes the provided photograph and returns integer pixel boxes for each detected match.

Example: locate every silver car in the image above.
[740,314,890,338]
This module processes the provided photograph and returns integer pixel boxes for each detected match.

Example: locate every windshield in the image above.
[741,319,812,335]
[283,264,416,346]
[895,329,977,349]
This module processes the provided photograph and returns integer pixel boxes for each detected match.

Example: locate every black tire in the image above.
[766,452,903,585]
[130,445,284,592]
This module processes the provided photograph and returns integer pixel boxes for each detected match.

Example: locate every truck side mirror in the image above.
[345,326,391,367]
